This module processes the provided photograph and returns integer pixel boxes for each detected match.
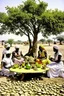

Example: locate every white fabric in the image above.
[2,49,12,58]
[1,57,14,77]
[54,52,62,61]
[2,57,13,68]
[6,43,10,48]
[1,67,14,77]
[47,52,64,78]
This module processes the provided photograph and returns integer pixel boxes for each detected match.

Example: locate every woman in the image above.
[47,46,64,78]
[12,46,24,65]
[2,43,10,59]
[1,51,14,77]
[38,45,51,65]
[38,45,47,59]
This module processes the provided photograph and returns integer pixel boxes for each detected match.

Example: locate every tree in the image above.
[39,38,46,44]
[0,13,8,34]
[57,35,64,45]
[7,39,14,46]
[47,39,53,46]
[0,0,64,57]
[16,40,22,44]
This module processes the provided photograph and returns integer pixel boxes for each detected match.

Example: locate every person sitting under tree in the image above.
[2,43,11,59]
[47,45,64,78]
[37,45,51,66]
[38,45,47,59]
[1,51,14,77]
[12,45,24,65]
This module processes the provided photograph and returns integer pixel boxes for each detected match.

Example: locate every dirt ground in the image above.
[0,43,64,83]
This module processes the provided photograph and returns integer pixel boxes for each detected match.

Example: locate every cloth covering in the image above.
[38,45,47,58]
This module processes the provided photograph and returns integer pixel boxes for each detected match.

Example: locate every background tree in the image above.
[16,40,22,44]
[39,38,46,44]
[57,35,64,45]
[46,39,53,46]
[7,39,14,47]
[0,0,64,57]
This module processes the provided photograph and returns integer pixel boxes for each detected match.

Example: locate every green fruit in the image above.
[36,62,42,68]
[25,63,31,69]
[12,64,19,69]
[22,63,25,67]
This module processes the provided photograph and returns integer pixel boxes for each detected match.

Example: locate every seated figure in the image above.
[12,45,24,65]
[38,45,47,59]
[2,43,11,59]
[1,51,14,77]
[38,45,51,66]
[47,46,64,78]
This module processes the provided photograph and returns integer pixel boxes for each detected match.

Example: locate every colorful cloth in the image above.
[12,51,24,65]
[38,45,47,59]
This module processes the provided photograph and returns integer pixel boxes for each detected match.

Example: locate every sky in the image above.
[0,0,64,41]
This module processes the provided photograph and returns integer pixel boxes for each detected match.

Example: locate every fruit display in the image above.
[11,56,49,74]
[36,59,42,64]
[25,56,34,64]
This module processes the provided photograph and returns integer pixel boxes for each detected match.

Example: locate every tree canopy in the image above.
[57,35,64,45]
[0,0,64,56]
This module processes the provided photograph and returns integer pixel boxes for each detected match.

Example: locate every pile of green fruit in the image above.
[25,56,34,64]
[12,56,47,71]
[12,64,19,69]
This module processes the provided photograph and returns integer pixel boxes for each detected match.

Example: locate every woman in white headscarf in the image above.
[2,43,10,59]
[47,45,64,78]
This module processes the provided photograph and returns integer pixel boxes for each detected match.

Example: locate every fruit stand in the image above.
[10,56,49,80]
[10,67,49,80]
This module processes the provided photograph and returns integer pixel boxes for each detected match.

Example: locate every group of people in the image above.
[0,43,64,78]
[38,45,64,78]
[1,43,24,77]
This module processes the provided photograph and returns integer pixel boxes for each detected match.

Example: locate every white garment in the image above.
[1,57,14,77]
[2,49,12,58]
[47,52,64,78]
[2,57,13,68]
[1,67,14,77]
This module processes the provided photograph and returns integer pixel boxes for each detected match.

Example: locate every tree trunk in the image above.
[32,33,38,58]
[60,41,62,45]
[25,34,33,56]
[49,42,50,46]
[28,33,32,49]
